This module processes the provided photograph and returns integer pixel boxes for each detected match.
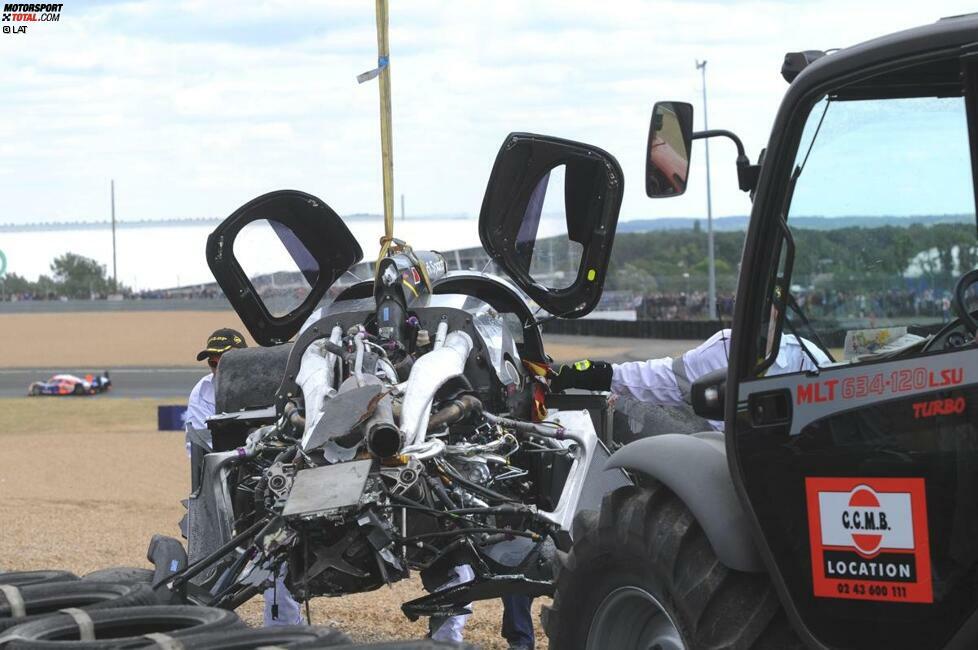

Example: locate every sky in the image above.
[1,0,976,228]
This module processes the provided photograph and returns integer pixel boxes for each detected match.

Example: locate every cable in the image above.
[399,527,542,544]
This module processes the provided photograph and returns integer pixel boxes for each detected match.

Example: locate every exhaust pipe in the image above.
[365,392,403,458]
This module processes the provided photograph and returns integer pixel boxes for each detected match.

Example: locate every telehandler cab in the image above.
[547,13,978,650]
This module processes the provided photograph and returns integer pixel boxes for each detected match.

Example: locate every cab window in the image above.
[762,90,976,368]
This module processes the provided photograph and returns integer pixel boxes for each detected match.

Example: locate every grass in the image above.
[0,397,176,435]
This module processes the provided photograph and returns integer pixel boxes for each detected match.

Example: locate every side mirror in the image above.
[690,367,726,421]
[646,101,694,198]
[953,268,978,335]
[479,133,624,319]
[207,190,363,346]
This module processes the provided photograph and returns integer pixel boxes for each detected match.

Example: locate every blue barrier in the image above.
[158,404,188,431]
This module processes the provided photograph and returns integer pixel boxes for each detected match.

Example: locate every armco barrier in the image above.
[541,318,729,339]
[0,298,232,313]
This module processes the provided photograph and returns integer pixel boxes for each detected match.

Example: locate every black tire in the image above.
[180,625,351,649]
[0,605,243,649]
[81,567,188,607]
[28,386,41,397]
[545,484,801,650]
[81,568,154,586]
[0,571,78,588]
[0,581,156,632]
[73,384,85,396]
[341,643,477,649]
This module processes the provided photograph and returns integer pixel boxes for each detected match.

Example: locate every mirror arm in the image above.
[692,128,745,156]
[692,129,760,193]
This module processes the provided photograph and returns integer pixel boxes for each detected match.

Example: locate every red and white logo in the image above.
[817,484,913,557]
[806,477,932,603]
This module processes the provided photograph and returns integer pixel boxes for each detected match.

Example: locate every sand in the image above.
[0,310,690,369]
[0,397,549,648]
[0,311,248,368]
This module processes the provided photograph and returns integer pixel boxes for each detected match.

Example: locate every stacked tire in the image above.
[0,573,78,589]
[0,605,243,648]
[0,569,473,649]
[0,581,155,632]
[175,625,352,649]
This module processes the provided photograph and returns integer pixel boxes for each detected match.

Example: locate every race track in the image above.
[0,367,206,398]
[0,336,700,398]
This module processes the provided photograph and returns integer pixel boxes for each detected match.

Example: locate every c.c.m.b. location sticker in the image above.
[806,476,932,603]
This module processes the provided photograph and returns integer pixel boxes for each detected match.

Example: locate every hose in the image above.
[433,321,449,349]
[483,412,587,448]
[353,333,366,385]
[426,395,483,431]
[283,402,305,429]
[400,438,445,461]
[425,476,459,510]
[400,527,543,543]
[435,459,517,504]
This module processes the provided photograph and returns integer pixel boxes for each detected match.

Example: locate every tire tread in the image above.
[546,484,801,650]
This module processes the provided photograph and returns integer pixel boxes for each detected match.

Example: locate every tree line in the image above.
[1,253,128,300]
[3,221,974,301]
[604,222,977,293]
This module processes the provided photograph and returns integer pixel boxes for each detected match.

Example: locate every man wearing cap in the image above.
[186,328,306,628]
[186,328,248,435]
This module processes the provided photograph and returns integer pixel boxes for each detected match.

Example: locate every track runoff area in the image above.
[0,335,700,399]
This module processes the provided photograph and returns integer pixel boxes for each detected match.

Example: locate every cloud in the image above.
[0,0,974,230]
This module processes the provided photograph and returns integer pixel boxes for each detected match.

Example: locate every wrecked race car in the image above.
[166,133,631,625]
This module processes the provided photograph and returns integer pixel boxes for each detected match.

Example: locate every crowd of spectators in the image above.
[1,286,225,302]
[133,286,224,300]
[794,287,955,322]
[631,286,957,323]
[636,291,736,320]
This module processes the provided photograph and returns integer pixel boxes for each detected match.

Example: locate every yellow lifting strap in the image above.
[374,0,394,268]
[364,0,432,293]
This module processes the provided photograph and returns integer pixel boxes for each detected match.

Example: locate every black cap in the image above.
[196,328,247,361]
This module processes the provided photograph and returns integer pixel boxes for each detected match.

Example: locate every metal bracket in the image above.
[401,575,553,621]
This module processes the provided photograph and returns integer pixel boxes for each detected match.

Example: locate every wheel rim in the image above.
[586,585,686,650]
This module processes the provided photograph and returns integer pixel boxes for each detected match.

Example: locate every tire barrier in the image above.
[0,581,156,632]
[0,605,243,649]
[177,625,350,649]
[0,574,78,589]
[541,318,728,340]
[81,569,153,587]
[341,643,477,649]
[80,569,181,608]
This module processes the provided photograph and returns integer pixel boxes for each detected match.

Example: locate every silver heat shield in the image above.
[399,330,473,448]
